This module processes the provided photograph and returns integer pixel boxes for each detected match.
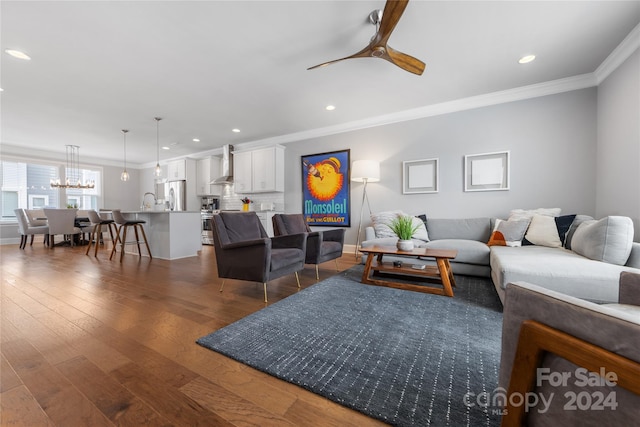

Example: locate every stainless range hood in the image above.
[211,144,234,185]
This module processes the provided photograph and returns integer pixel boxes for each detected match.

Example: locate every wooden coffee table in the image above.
[360,245,458,297]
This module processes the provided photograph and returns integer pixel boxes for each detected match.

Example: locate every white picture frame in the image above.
[464,151,510,192]
[402,158,438,194]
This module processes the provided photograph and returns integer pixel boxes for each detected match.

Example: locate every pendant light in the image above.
[50,145,95,188]
[120,129,130,182]
[154,117,162,177]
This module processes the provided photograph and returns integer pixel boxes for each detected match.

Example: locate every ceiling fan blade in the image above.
[376,0,410,45]
[307,46,373,70]
[386,46,425,75]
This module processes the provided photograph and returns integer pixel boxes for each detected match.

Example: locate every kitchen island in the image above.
[122,211,201,260]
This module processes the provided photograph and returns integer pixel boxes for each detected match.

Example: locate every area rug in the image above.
[197,266,503,426]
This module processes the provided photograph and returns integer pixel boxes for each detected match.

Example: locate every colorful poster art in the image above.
[301,150,351,227]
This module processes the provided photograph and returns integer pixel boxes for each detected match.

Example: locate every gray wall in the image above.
[283,88,599,246]
[596,48,640,239]
[102,164,141,211]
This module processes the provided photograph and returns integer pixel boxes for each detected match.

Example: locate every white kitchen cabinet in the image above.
[167,159,186,181]
[256,211,283,237]
[233,146,284,193]
[233,150,253,193]
[196,156,222,196]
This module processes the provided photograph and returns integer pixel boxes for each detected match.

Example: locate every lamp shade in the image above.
[351,160,380,182]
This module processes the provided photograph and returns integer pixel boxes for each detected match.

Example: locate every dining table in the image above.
[36,214,92,246]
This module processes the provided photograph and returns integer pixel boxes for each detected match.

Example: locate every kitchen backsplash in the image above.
[219,185,284,211]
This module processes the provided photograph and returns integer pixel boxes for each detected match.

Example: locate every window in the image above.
[0,159,102,219]
[28,195,49,208]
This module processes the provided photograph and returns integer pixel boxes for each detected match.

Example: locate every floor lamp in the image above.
[351,160,380,258]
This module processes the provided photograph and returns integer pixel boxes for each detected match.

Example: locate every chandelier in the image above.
[50,145,95,189]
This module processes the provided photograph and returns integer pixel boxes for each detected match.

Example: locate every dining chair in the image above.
[14,208,49,249]
[85,210,117,257]
[43,208,82,247]
[25,209,47,226]
[272,213,345,280]
[109,209,152,262]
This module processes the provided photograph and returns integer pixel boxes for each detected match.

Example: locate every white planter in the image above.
[397,239,414,251]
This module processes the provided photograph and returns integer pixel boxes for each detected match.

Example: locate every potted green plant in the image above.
[389,215,420,251]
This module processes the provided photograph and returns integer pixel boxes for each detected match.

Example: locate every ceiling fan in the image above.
[308,0,425,76]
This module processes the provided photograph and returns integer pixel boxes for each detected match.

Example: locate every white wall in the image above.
[283,88,599,245]
[596,48,640,239]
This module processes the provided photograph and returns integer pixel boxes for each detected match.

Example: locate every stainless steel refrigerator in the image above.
[164,180,186,211]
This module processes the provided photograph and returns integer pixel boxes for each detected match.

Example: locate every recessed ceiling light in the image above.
[0,88,3,92]
[192,138,200,142]
[5,49,31,60]
[325,105,336,111]
[518,54,536,64]
[162,146,170,150]
[232,128,240,133]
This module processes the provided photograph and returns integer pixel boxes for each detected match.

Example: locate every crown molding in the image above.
[237,73,598,149]
[595,22,640,84]
[0,144,141,169]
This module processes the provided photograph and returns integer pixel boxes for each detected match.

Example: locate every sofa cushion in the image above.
[524,214,562,248]
[426,217,492,242]
[424,239,490,265]
[564,214,594,250]
[490,245,636,303]
[370,211,429,241]
[360,236,429,249]
[571,216,634,265]
[489,218,530,247]
[370,211,403,238]
[555,214,577,246]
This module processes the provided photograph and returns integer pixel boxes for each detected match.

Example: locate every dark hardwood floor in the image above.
[1,241,387,426]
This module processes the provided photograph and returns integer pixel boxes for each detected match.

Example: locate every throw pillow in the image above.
[509,208,561,221]
[571,216,634,265]
[370,211,403,238]
[524,214,562,248]
[564,214,594,249]
[488,218,531,247]
[411,215,429,241]
[555,214,577,247]
[487,230,507,246]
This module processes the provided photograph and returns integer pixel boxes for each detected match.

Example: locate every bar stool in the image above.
[109,209,152,262]
[85,210,117,257]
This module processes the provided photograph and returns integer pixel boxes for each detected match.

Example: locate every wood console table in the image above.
[360,246,458,297]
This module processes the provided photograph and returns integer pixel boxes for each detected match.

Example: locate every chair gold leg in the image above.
[263,283,268,303]
[219,280,225,292]
[315,265,320,280]
[295,272,301,288]
[335,259,340,272]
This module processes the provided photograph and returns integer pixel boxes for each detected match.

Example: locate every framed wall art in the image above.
[464,151,510,192]
[402,158,438,194]
[301,149,351,227]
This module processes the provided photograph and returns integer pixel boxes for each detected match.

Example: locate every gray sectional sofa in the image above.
[361,215,640,304]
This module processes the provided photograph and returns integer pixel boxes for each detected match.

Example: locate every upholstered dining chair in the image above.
[109,209,152,262]
[272,213,345,280]
[14,208,49,249]
[85,210,117,257]
[25,209,47,226]
[212,211,307,302]
[43,208,82,247]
